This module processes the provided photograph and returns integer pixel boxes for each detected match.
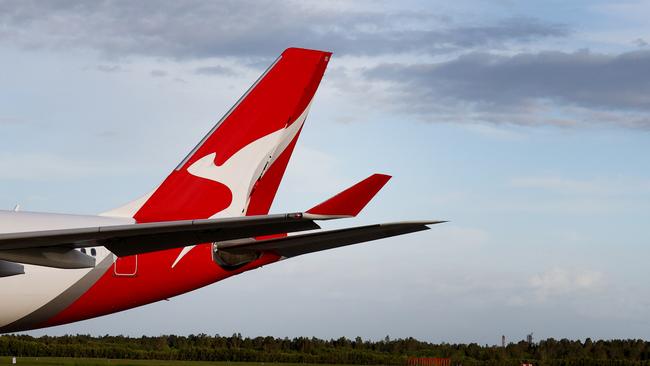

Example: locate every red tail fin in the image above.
[103,48,332,222]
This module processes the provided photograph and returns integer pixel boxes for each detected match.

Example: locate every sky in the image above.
[1,0,650,345]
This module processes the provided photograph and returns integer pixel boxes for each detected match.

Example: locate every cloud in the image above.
[0,1,567,59]
[363,49,650,128]
[95,64,123,73]
[150,69,167,77]
[194,65,236,76]
[529,268,605,300]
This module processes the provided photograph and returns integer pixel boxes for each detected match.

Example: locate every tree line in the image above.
[3,334,650,365]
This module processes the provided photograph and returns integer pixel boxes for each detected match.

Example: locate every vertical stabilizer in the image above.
[103,48,332,223]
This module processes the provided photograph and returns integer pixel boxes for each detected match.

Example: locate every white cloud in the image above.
[529,268,605,300]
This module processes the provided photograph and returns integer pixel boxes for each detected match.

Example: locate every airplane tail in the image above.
[103,48,332,223]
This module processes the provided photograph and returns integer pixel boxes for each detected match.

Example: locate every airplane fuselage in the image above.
[0,209,281,333]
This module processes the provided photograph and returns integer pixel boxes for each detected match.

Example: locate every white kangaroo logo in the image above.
[170,105,310,268]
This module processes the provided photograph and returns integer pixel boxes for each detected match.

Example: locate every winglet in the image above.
[306,174,391,218]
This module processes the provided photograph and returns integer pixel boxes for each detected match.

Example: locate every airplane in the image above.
[0,47,443,333]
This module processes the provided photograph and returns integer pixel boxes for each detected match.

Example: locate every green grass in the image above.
[0,359,344,366]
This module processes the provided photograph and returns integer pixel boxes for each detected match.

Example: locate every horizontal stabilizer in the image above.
[217,221,446,258]
[306,174,391,218]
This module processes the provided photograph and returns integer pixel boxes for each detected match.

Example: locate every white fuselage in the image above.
[0,210,132,328]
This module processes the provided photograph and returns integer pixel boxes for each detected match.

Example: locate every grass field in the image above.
[0,358,339,366]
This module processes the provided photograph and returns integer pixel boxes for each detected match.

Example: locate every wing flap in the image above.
[217,221,446,258]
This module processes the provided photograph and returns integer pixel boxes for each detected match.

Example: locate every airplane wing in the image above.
[0,213,328,268]
[0,213,325,252]
[216,221,445,258]
[0,173,443,270]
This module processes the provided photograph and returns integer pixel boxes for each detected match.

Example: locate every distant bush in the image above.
[3,334,650,365]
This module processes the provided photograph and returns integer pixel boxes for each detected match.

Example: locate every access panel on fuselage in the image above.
[113,255,137,277]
